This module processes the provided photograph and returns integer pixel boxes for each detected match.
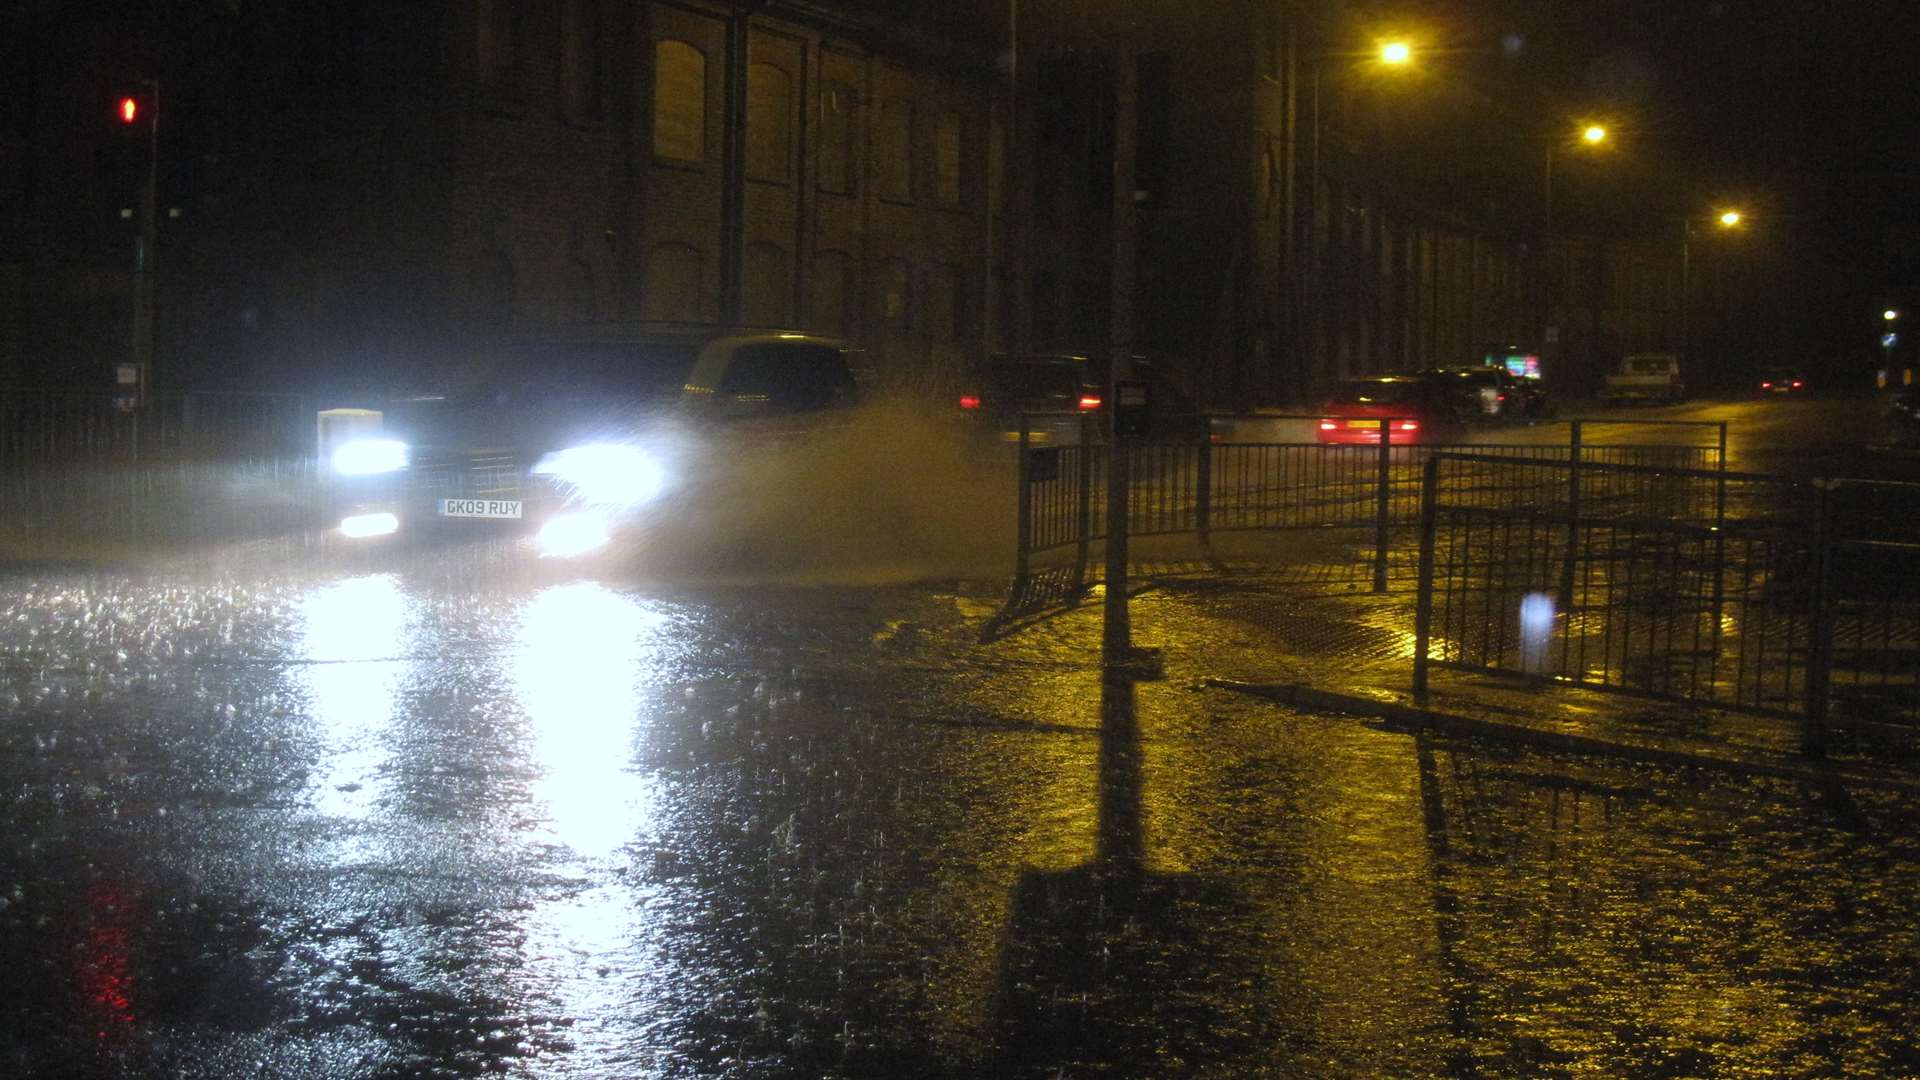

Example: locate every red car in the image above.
[1316,375,1466,445]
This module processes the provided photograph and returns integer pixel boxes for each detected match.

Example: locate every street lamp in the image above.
[1301,38,1418,394]
[1543,122,1609,232]
[1540,122,1611,353]
[1680,208,1744,367]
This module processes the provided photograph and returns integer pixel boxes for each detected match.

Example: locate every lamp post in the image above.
[1539,122,1608,359]
[1542,123,1608,235]
[1884,308,1900,387]
[1311,39,1414,200]
[1301,39,1414,395]
[1679,208,1743,367]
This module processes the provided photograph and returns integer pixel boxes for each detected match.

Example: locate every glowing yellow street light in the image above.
[1582,124,1608,145]
[1884,309,1899,321]
[1379,40,1413,65]
[1718,210,1742,227]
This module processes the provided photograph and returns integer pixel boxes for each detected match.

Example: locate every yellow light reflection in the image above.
[511,582,664,861]
[299,574,410,827]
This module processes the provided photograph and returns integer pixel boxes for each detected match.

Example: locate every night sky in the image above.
[1438,0,1920,284]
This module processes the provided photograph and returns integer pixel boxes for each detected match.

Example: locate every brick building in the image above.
[5,0,1771,405]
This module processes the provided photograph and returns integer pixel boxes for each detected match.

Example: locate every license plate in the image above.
[438,498,523,519]
[1346,419,1385,429]
[1001,430,1053,443]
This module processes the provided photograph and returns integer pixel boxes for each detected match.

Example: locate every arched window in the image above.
[926,265,962,345]
[746,63,792,182]
[810,250,853,336]
[933,111,963,206]
[642,242,703,322]
[817,82,858,195]
[926,263,964,378]
[652,40,706,162]
[876,256,912,364]
[741,242,791,327]
[877,98,913,202]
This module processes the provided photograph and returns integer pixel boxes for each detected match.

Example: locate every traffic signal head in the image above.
[119,96,139,124]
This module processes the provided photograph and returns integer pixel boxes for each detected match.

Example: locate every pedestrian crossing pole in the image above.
[1102,51,1138,670]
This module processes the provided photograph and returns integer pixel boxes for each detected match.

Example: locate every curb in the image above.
[1207,678,1920,795]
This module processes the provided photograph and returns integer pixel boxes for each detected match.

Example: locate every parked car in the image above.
[1602,353,1686,405]
[319,330,862,557]
[1757,368,1808,395]
[1315,374,1468,445]
[1425,366,1550,421]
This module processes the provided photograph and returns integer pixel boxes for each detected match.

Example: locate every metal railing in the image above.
[1412,454,1920,750]
[1011,413,1727,601]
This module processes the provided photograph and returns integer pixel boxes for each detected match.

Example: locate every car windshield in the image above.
[717,343,855,408]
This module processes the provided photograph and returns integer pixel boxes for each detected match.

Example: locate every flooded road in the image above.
[1,558,1916,1077]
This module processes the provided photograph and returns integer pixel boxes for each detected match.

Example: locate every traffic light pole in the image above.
[131,80,160,417]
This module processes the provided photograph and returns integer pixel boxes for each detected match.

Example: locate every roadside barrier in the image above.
[1412,454,1920,753]
[1008,413,1727,604]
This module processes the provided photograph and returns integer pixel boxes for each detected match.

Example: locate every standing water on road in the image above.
[0,561,1916,1076]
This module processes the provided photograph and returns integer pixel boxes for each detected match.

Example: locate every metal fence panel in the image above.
[1414,453,1920,745]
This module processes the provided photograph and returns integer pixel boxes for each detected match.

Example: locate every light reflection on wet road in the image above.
[0,558,1917,1077]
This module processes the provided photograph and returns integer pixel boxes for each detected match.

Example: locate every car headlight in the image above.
[534,511,612,558]
[331,438,410,476]
[531,442,667,507]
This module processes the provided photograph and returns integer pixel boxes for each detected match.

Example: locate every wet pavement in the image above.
[2,542,1918,1078]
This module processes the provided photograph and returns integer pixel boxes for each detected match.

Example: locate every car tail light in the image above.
[1319,419,1337,431]
[1396,421,1419,431]
[1496,394,1507,402]
[958,394,981,410]
[1761,381,1772,389]
[1792,380,1803,388]
[1077,394,1103,411]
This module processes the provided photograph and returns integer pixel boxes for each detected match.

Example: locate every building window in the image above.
[876,257,912,362]
[818,82,858,195]
[877,98,913,203]
[742,242,791,326]
[746,63,793,182]
[562,0,603,121]
[477,0,524,99]
[642,242,703,322]
[933,111,963,206]
[810,250,853,336]
[653,40,706,162]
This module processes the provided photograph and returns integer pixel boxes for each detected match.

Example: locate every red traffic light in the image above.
[118,97,139,124]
